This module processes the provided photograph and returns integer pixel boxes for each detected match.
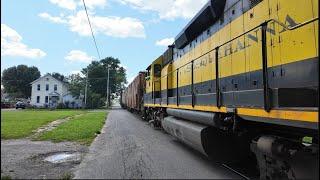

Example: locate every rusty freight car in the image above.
[121,71,146,112]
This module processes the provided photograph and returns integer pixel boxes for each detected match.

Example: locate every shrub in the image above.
[56,103,65,109]
[64,101,70,108]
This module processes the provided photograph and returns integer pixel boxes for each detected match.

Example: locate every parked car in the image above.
[15,101,26,109]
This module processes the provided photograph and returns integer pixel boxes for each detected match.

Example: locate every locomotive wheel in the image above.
[150,121,155,129]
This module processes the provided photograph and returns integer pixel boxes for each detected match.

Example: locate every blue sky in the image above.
[1,0,207,83]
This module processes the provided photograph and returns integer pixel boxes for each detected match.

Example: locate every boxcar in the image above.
[121,72,146,112]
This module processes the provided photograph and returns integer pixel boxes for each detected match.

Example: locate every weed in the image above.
[1,175,12,180]
[60,172,73,180]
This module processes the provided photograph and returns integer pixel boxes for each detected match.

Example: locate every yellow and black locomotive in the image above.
[121,0,319,179]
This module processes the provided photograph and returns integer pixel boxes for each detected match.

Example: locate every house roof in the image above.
[30,74,68,85]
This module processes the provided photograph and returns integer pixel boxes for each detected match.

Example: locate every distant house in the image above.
[30,74,83,108]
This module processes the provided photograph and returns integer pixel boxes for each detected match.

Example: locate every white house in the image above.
[30,74,83,108]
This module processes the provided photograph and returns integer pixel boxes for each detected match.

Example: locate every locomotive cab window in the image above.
[153,64,161,77]
[145,67,151,80]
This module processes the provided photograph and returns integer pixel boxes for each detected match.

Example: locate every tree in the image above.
[100,57,127,105]
[68,57,127,108]
[87,91,106,109]
[82,61,108,96]
[68,73,85,99]
[51,72,66,82]
[1,65,41,98]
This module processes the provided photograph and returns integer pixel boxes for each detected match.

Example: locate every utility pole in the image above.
[106,65,110,108]
[84,69,89,109]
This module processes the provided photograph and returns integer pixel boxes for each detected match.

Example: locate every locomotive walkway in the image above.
[74,107,241,179]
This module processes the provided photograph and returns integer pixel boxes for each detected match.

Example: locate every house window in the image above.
[37,84,40,91]
[46,84,49,91]
[45,96,48,103]
[54,84,57,91]
[37,96,40,103]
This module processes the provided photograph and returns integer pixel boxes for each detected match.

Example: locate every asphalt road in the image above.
[74,107,242,179]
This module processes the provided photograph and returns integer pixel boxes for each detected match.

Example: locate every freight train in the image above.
[121,0,319,179]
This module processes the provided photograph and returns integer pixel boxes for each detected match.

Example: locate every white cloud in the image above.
[49,0,107,10]
[1,24,46,59]
[49,0,77,10]
[155,37,174,47]
[65,50,95,63]
[38,12,67,24]
[78,0,107,9]
[118,0,207,20]
[39,11,146,38]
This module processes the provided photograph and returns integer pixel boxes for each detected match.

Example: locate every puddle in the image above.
[44,152,81,163]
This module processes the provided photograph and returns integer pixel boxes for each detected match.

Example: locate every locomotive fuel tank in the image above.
[162,115,250,163]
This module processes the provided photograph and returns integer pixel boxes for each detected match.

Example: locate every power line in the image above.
[81,0,101,59]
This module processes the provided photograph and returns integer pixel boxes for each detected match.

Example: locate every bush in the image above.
[26,105,36,109]
[64,101,70,108]
[86,93,106,109]
[56,103,65,109]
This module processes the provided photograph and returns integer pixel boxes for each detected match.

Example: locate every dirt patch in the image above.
[29,114,84,139]
[1,139,88,179]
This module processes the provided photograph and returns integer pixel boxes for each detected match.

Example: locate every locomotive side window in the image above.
[154,64,161,77]
[145,68,151,79]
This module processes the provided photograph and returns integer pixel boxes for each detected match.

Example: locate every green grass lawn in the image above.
[1,110,86,139]
[37,111,107,145]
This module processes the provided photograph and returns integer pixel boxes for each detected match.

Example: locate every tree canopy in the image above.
[50,72,66,82]
[1,65,41,98]
[69,57,127,108]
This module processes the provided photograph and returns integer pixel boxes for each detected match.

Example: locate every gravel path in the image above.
[1,113,88,179]
[1,139,88,179]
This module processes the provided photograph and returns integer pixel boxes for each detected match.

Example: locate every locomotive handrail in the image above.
[191,60,195,107]
[156,16,318,110]
[261,22,269,111]
[273,17,319,31]
[163,16,319,75]
[215,47,220,108]
[215,17,319,51]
